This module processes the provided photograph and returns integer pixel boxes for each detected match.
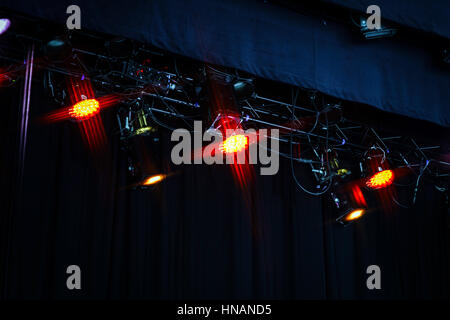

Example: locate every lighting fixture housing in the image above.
[360,17,397,39]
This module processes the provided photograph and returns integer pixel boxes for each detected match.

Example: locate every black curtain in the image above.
[3,0,450,127]
[1,82,449,299]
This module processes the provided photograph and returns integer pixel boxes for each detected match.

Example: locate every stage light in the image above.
[331,183,368,226]
[106,37,133,58]
[142,174,164,186]
[233,80,254,101]
[46,36,66,48]
[343,209,366,222]
[208,113,248,154]
[44,35,70,61]
[135,126,156,135]
[442,48,450,64]
[359,17,396,39]
[69,99,100,120]
[335,204,367,226]
[221,134,248,154]
[133,109,157,136]
[361,146,395,189]
[366,169,394,189]
[117,100,158,139]
[0,18,11,35]
[327,149,351,178]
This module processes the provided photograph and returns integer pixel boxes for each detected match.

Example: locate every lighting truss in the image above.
[0,11,448,197]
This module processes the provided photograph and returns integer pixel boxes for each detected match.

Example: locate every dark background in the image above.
[1,84,449,299]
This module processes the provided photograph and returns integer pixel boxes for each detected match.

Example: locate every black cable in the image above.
[290,88,332,196]
[392,194,411,209]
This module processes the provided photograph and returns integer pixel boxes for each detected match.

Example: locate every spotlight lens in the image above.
[48,39,65,47]
[345,209,365,221]
[0,19,11,35]
[221,134,248,153]
[69,99,100,120]
[143,174,164,185]
[366,169,394,189]
[135,126,155,136]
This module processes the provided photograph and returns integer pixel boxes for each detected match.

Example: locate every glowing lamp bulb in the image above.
[143,174,164,185]
[366,169,394,189]
[0,19,11,35]
[344,209,365,222]
[69,99,100,120]
[221,134,248,154]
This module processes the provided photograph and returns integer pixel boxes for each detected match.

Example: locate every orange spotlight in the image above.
[344,209,366,222]
[366,169,394,189]
[221,134,248,154]
[142,174,165,186]
[69,99,100,120]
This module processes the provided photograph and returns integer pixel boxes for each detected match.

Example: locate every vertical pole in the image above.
[18,43,34,183]
[3,43,34,297]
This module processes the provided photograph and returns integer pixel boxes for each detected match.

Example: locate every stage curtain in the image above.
[1,85,449,299]
[2,0,449,127]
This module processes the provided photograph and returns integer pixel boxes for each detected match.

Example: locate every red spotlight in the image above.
[220,134,248,154]
[366,169,394,189]
[69,99,100,120]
